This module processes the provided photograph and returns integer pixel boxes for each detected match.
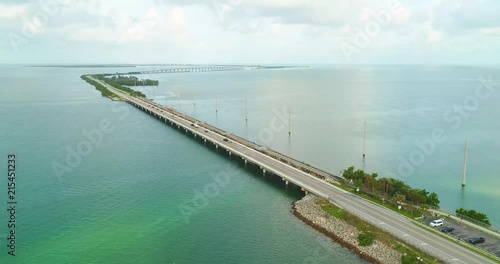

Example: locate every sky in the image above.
[0,0,499,65]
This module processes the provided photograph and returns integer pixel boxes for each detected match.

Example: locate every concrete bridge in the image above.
[130,66,260,75]
[87,75,497,264]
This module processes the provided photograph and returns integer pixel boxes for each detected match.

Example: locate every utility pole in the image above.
[216,98,218,113]
[245,98,248,122]
[363,119,367,161]
[288,106,291,136]
[462,137,468,187]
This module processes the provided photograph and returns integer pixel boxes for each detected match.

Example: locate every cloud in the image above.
[430,0,500,34]
[0,3,30,20]
[1,0,500,64]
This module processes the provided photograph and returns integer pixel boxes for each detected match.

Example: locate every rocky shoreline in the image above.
[293,194,402,264]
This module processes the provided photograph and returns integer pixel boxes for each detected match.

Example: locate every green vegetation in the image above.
[108,75,159,86]
[357,232,374,247]
[401,251,420,264]
[93,74,146,98]
[456,208,491,226]
[81,75,118,99]
[341,166,439,217]
[321,204,347,220]
[318,199,441,263]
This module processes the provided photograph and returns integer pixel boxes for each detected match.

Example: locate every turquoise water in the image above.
[0,66,364,263]
[1,64,499,263]
[146,65,500,227]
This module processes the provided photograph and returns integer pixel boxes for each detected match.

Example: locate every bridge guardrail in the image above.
[139,98,342,185]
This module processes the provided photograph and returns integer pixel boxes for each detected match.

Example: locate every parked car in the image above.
[430,219,444,227]
[440,226,454,233]
[468,237,485,245]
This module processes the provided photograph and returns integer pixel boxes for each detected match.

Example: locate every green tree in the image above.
[426,192,440,207]
[456,208,491,226]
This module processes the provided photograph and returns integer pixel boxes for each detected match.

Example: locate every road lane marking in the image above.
[96,79,491,264]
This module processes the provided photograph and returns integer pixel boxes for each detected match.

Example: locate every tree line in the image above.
[109,75,159,86]
[342,166,440,208]
[81,75,117,99]
[456,208,491,226]
[94,75,146,98]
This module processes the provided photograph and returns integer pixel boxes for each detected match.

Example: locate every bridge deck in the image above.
[87,75,497,264]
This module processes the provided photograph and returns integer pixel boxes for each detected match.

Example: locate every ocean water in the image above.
[146,65,500,227]
[0,66,364,263]
[1,64,499,263]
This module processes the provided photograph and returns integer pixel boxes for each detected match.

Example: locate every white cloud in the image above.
[0,3,30,20]
[1,0,499,64]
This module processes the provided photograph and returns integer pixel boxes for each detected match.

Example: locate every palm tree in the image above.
[379,178,392,195]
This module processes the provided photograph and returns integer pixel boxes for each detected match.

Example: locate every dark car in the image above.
[468,237,485,245]
[441,226,454,233]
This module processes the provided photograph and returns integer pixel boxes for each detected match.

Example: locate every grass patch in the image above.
[332,183,431,220]
[321,204,348,220]
[358,232,375,247]
[317,199,442,263]
[81,75,119,99]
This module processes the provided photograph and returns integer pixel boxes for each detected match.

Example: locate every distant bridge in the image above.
[130,66,259,75]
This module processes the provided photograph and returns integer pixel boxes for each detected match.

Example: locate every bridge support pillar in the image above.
[204,138,207,143]
[263,169,266,174]
[229,151,232,156]
[244,159,247,164]
[285,181,289,186]
[216,145,218,150]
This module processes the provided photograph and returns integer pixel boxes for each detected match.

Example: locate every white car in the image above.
[430,219,444,227]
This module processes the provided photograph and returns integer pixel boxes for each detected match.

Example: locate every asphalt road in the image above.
[90,76,497,264]
[424,218,500,258]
